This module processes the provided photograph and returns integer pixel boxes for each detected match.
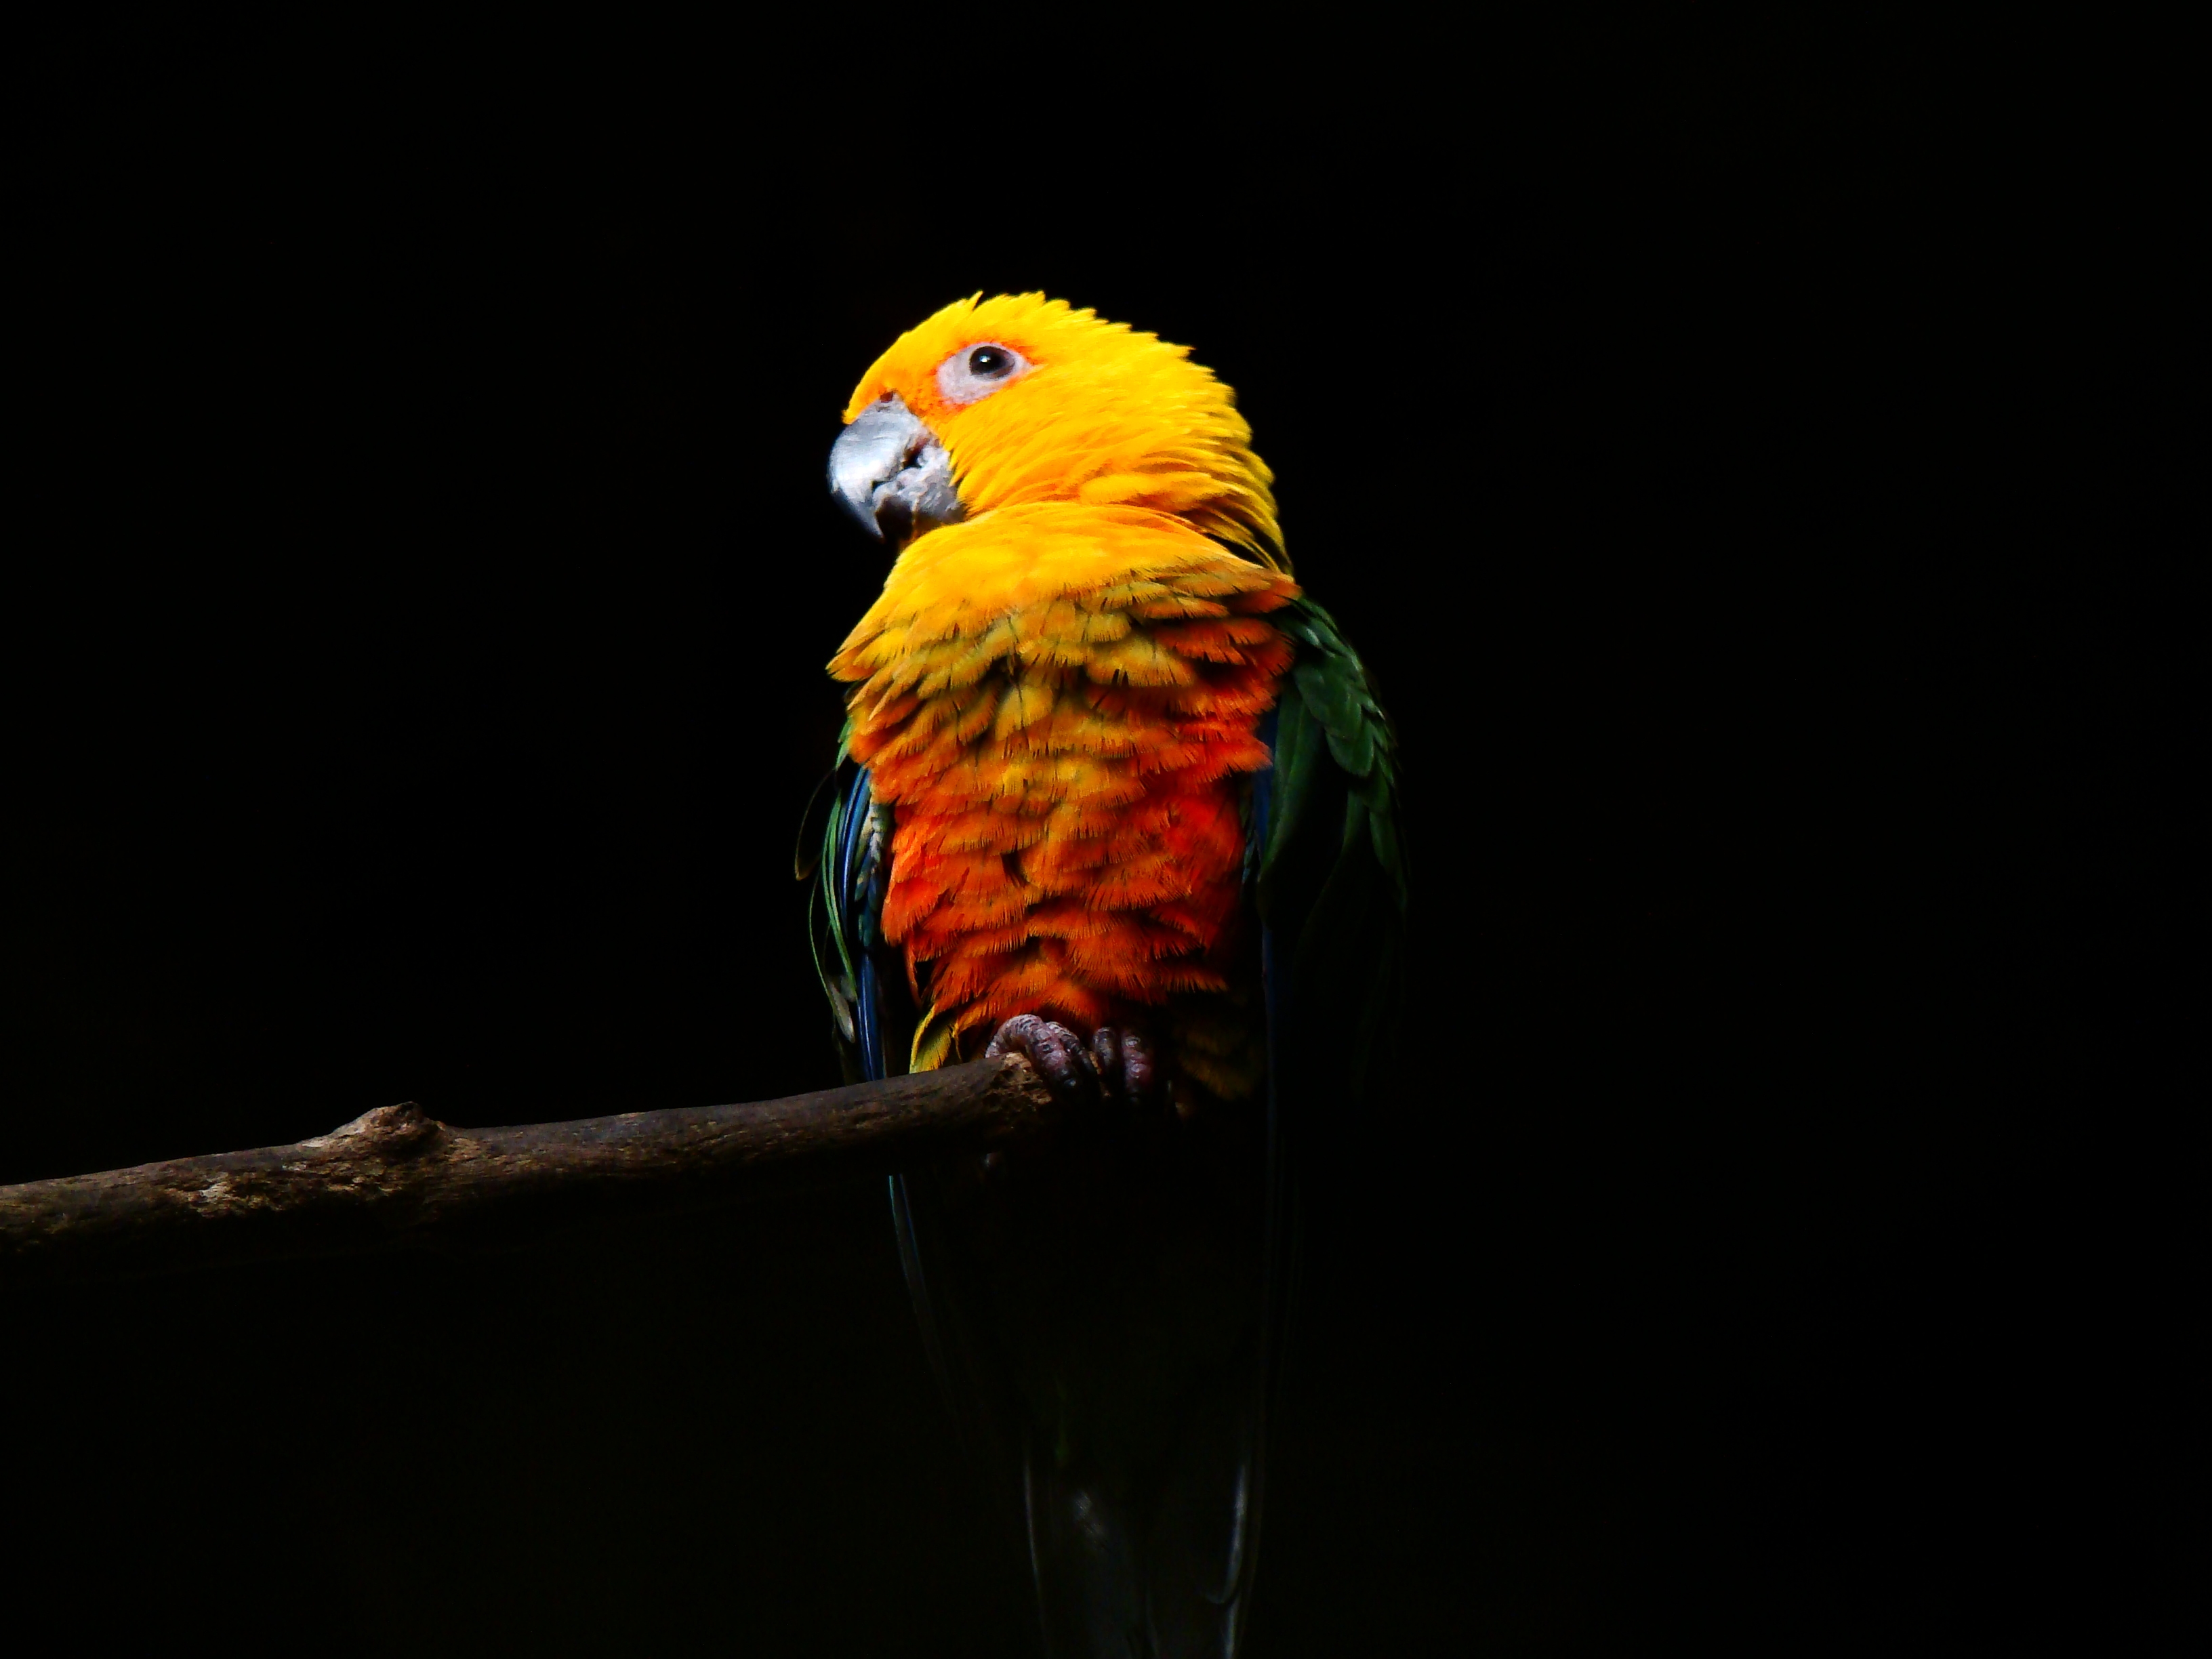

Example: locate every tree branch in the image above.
[0,1057,1053,1288]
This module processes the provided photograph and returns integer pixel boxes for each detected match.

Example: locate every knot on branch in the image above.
[304,1101,444,1158]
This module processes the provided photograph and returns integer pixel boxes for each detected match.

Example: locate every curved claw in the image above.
[985,1015,1099,1102]
[1090,1025,1162,1109]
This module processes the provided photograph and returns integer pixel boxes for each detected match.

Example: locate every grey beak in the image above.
[829,394,966,546]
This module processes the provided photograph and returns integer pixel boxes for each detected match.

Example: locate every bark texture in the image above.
[0,1057,1052,1286]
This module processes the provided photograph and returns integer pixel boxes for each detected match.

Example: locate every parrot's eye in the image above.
[936,341,1031,406]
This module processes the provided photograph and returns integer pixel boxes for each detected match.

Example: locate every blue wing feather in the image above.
[814,760,994,1457]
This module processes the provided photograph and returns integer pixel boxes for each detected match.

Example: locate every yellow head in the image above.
[829,294,1283,567]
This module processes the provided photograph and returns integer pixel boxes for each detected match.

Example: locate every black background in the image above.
[6,7,2188,1654]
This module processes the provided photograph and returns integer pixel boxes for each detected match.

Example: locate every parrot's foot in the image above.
[983,1015,1166,1114]
[985,1015,1097,1102]
[1086,1024,1162,1111]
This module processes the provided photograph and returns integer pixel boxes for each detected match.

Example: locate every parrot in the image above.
[800,294,1404,1656]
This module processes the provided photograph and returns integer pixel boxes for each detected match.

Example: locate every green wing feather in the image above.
[1260,596,1408,1103]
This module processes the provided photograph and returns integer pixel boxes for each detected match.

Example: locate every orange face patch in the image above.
[840,294,1284,565]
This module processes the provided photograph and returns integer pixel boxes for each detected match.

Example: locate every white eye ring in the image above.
[936,342,1031,406]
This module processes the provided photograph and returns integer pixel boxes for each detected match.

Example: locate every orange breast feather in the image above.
[830,502,1297,1069]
